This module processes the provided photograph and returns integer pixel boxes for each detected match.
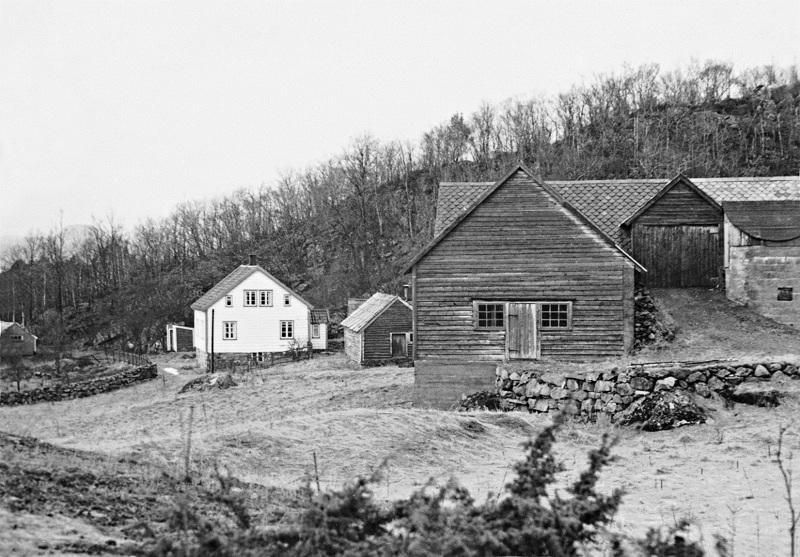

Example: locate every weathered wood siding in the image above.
[0,324,36,356]
[363,300,412,361]
[632,181,722,287]
[415,169,634,361]
[344,328,362,363]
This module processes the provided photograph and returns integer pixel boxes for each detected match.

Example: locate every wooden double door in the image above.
[633,224,722,287]
[506,303,540,360]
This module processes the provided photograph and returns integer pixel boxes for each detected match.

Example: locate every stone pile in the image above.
[0,364,158,406]
[634,287,674,348]
[495,360,799,421]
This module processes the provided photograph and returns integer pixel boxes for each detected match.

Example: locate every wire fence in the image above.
[206,346,313,373]
[103,349,153,367]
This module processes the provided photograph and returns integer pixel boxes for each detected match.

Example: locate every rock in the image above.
[630,376,653,391]
[769,362,783,372]
[654,377,677,391]
[770,370,790,383]
[583,372,599,382]
[615,383,634,396]
[548,399,559,410]
[534,399,550,412]
[539,372,566,387]
[509,371,521,381]
[550,387,568,400]
[580,399,593,413]
[735,366,751,377]
[524,380,542,398]
[458,391,506,410]
[582,381,595,392]
[571,389,587,401]
[707,376,724,391]
[566,379,580,391]
[687,371,706,384]
[594,380,614,393]
[604,402,618,413]
[694,382,711,397]
[512,384,526,396]
[784,364,798,376]
[731,382,781,407]
[499,368,509,380]
[616,389,706,431]
[754,365,770,378]
[715,368,731,378]
[593,399,604,410]
[563,401,580,415]
[538,385,551,398]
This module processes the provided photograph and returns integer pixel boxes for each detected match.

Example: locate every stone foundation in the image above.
[494,360,799,420]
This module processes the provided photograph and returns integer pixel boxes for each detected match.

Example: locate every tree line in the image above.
[1,61,798,348]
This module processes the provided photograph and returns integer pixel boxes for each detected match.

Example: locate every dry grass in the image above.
[2,291,800,555]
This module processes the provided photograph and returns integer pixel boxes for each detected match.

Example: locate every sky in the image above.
[1,0,799,239]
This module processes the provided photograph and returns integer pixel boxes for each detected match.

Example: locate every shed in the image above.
[723,200,800,328]
[165,324,194,352]
[310,309,330,350]
[341,293,412,365]
[0,321,37,357]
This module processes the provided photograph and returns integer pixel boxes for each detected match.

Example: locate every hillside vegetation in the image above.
[1,61,799,348]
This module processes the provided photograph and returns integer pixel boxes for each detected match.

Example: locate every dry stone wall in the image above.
[0,364,157,406]
[496,360,799,420]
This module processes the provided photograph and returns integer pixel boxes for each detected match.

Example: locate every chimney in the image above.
[248,254,257,266]
[402,284,411,301]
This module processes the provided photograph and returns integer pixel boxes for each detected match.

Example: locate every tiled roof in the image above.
[340,293,410,333]
[310,309,330,324]
[190,265,313,312]
[724,200,800,241]
[434,175,800,245]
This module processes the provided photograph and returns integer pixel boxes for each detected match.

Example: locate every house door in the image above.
[391,333,408,357]
[506,303,540,360]
[168,329,174,352]
[633,225,721,287]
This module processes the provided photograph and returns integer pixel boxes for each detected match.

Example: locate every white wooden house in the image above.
[191,256,316,369]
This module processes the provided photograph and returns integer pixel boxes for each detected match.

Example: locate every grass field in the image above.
[2,289,800,555]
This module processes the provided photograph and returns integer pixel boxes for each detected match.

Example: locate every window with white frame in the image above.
[474,302,505,329]
[259,290,273,306]
[280,320,294,339]
[243,290,257,306]
[252,352,267,362]
[283,294,291,306]
[311,324,320,338]
[225,295,233,307]
[539,302,572,329]
[222,321,237,340]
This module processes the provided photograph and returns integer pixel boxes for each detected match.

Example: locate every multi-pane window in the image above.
[475,302,505,329]
[243,290,257,306]
[10,335,23,342]
[259,290,273,306]
[225,295,233,307]
[311,324,320,338]
[280,320,294,339]
[283,294,291,306]
[222,321,237,340]
[539,303,571,329]
[252,352,267,362]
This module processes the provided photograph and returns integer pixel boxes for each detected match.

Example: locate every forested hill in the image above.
[2,61,799,348]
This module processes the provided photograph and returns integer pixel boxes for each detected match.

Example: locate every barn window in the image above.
[539,302,572,329]
[222,321,237,340]
[11,334,23,342]
[778,287,793,301]
[280,320,294,339]
[243,290,257,306]
[225,295,233,307]
[311,324,320,338]
[259,290,273,306]
[474,302,505,329]
[283,294,291,306]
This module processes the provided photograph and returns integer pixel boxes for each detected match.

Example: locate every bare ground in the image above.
[2,289,800,555]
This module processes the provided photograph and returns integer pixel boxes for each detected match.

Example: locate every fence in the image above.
[206,346,312,374]
[103,349,153,367]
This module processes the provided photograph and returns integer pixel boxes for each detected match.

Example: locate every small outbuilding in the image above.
[341,293,412,365]
[165,324,194,352]
[0,321,38,357]
[310,309,330,350]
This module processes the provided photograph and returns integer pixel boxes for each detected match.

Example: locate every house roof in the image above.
[406,165,646,274]
[433,175,800,244]
[190,265,313,312]
[310,309,331,324]
[340,292,411,333]
[724,200,800,242]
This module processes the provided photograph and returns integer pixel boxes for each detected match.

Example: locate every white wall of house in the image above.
[310,323,328,350]
[195,271,311,354]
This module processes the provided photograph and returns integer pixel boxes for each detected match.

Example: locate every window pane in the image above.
[476,303,504,328]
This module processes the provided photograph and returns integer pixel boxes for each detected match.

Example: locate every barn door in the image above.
[633,225,721,287]
[390,333,408,357]
[506,303,539,360]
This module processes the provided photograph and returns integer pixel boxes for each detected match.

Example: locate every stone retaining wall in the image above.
[0,364,158,406]
[496,360,799,420]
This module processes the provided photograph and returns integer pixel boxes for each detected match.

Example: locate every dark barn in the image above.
[0,321,38,357]
[341,293,413,365]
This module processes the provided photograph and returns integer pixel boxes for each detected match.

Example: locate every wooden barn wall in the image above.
[415,170,632,361]
[344,328,362,363]
[0,325,36,356]
[635,182,721,225]
[363,301,412,361]
[726,245,800,328]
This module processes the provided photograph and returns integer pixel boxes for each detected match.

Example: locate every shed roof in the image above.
[340,292,410,333]
[0,321,36,338]
[408,165,646,274]
[310,309,331,324]
[724,200,800,242]
[190,265,313,312]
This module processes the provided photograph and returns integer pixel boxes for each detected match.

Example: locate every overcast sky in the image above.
[1,0,798,238]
